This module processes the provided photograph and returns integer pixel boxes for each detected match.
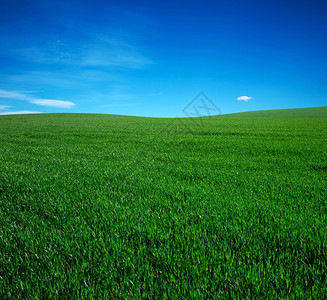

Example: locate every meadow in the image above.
[0,106,326,298]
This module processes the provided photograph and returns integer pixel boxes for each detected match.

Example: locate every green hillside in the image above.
[221,106,327,118]
[0,108,326,298]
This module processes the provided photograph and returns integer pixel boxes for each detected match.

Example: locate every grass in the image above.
[0,107,326,298]
[222,106,327,118]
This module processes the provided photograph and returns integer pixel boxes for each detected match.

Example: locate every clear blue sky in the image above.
[0,0,326,116]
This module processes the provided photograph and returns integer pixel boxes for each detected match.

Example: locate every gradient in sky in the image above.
[0,0,326,116]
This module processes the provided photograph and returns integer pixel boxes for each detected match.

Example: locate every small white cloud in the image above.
[0,89,75,108]
[0,105,11,110]
[0,110,42,115]
[29,99,75,108]
[237,96,253,102]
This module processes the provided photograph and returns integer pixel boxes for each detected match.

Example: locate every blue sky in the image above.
[0,0,326,117]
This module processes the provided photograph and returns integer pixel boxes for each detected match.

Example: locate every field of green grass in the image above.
[0,107,326,298]
[222,106,327,118]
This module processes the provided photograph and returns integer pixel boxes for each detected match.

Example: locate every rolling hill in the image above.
[0,106,326,298]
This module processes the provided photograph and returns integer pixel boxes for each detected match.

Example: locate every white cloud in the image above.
[237,96,253,102]
[0,110,42,115]
[0,105,11,110]
[0,89,75,108]
[29,99,75,108]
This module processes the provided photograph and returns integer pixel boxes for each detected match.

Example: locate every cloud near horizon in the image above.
[237,96,253,102]
[0,110,42,115]
[0,90,75,108]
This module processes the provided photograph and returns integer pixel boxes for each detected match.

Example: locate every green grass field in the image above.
[0,107,326,298]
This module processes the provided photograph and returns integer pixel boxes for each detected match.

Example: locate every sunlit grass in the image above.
[0,108,326,298]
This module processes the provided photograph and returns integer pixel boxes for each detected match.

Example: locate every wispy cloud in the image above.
[81,37,152,69]
[12,46,72,65]
[12,37,152,70]
[237,96,253,102]
[0,90,27,99]
[0,105,11,110]
[103,103,131,107]
[1,70,120,89]
[0,90,75,108]
[105,94,133,100]
[0,110,42,115]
